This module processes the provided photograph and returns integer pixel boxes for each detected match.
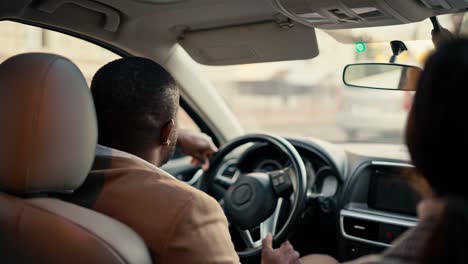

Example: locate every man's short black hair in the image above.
[91,57,179,149]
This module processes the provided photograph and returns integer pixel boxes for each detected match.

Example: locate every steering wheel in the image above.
[200,133,307,260]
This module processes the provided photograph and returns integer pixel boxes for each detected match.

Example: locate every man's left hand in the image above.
[177,129,218,170]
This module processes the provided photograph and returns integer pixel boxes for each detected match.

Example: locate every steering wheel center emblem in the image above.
[232,184,252,205]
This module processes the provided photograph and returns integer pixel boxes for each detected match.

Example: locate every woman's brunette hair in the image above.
[405,38,468,264]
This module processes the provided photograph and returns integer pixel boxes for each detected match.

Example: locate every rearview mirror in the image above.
[343,63,422,91]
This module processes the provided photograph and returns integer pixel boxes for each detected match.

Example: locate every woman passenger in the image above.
[285,38,468,264]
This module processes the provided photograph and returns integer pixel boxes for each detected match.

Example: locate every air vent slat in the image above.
[343,217,379,241]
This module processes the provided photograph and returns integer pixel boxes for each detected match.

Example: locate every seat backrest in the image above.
[0,53,152,264]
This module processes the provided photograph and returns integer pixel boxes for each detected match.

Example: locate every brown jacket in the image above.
[66,145,239,264]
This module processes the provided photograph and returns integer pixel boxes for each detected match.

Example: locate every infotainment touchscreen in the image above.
[368,169,421,216]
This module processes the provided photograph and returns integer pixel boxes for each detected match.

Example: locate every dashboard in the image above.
[167,136,421,262]
[339,160,419,259]
[209,137,420,261]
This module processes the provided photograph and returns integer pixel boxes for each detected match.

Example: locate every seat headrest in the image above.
[0,53,97,194]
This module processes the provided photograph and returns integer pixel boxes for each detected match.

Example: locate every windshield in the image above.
[201,14,465,144]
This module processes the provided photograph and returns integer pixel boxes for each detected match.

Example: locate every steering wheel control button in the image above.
[272,176,285,185]
[269,170,293,197]
[232,184,252,205]
[223,173,277,230]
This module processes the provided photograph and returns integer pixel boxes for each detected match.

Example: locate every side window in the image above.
[171,107,201,160]
[0,21,209,161]
[177,107,201,132]
[0,21,120,83]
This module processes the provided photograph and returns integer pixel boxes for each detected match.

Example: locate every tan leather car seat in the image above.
[0,53,151,264]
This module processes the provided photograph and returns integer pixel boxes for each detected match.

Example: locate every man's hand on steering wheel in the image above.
[177,129,218,170]
[262,234,300,264]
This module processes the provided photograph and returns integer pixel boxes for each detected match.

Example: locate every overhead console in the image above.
[421,0,468,10]
[271,0,468,29]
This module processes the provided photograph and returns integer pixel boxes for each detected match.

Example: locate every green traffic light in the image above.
[355,41,367,53]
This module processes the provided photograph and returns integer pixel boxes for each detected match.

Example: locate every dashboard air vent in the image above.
[343,217,379,241]
[341,210,416,247]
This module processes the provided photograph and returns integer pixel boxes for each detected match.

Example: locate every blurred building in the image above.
[0,21,118,83]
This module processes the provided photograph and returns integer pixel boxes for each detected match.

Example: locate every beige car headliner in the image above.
[0,0,455,65]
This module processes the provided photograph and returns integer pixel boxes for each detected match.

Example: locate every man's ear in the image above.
[161,119,175,146]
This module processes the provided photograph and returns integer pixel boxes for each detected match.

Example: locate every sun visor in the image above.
[178,22,318,65]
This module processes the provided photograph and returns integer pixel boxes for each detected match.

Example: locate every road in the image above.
[248,123,404,144]
[227,94,406,144]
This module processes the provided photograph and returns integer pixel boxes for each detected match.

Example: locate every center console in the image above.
[339,161,420,260]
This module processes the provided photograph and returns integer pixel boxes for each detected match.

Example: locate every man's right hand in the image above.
[262,234,300,264]
[177,129,218,171]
